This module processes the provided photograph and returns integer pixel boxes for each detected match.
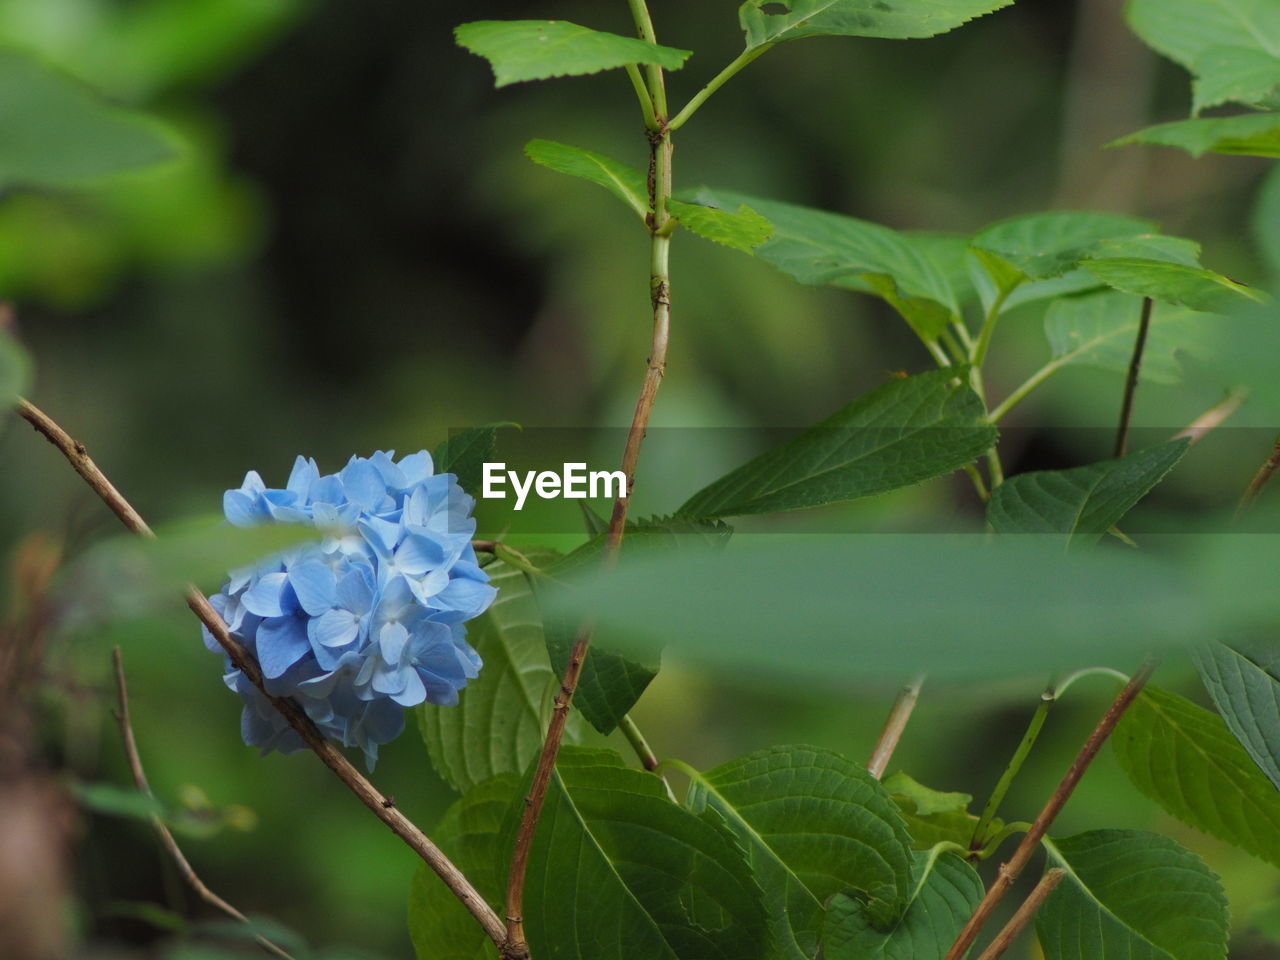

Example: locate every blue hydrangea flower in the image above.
[203,451,494,769]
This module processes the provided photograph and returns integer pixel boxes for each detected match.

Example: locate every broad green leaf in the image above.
[515,747,768,960]
[692,188,962,339]
[1038,829,1229,960]
[454,20,691,87]
[988,441,1189,542]
[1194,639,1280,791]
[1192,46,1280,113]
[433,422,516,498]
[524,139,647,219]
[418,556,580,792]
[823,849,983,960]
[0,329,31,407]
[71,781,167,821]
[548,535,1205,686]
[1113,685,1280,867]
[0,48,178,190]
[739,0,1013,49]
[884,772,991,850]
[907,232,980,307]
[1043,289,1217,385]
[408,775,515,960]
[1083,258,1266,312]
[539,516,731,733]
[684,745,914,957]
[668,199,772,252]
[1126,0,1280,73]
[1114,113,1280,158]
[971,212,1157,282]
[679,368,997,518]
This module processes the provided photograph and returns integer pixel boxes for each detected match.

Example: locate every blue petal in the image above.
[241,572,295,618]
[310,608,360,648]
[435,578,497,619]
[256,615,311,679]
[380,621,410,664]
[310,474,345,505]
[341,458,388,511]
[287,455,319,498]
[391,669,426,707]
[336,567,374,615]
[289,562,336,616]
[392,532,445,576]
[223,490,263,527]
[369,451,407,490]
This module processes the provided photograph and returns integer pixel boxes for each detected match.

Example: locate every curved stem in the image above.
[624,63,659,130]
[668,45,771,132]
[503,5,676,954]
[15,398,507,951]
[970,689,1054,852]
[618,714,659,772]
[970,288,1011,373]
[988,358,1068,424]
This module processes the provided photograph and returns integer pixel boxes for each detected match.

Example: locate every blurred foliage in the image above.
[3,0,1280,958]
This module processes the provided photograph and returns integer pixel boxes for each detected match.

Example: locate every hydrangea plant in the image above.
[202,451,494,768]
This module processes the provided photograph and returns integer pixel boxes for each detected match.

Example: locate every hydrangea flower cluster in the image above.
[202,451,494,769]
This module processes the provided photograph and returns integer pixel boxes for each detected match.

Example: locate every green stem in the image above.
[1052,666,1128,699]
[971,288,1012,373]
[985,447,1005,488]
[492,543,554,582]
[964,463,989,502]
[626,0,668,116]
[624,63,659,130]
[667,45,771,131]
[619,714,659,771]
[939,328,967,366]
[988,358,1069,424]
[970,689,1054,851]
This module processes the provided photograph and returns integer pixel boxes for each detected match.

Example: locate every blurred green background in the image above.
[3,0,1280,957]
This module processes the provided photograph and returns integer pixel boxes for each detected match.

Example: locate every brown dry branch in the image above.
[973,868,1065,960]
[111,648,294,960]
[15,398,509,952]
[944,657,1156,960]
[867,675,925,779]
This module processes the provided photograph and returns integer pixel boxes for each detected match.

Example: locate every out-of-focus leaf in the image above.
[1083,258,1266,313]
[739,0,1013,49]
[1254,164,1280,276]
[71,781,166,820]
[684,745,913,956]
[455,20,690,87]
[524,139,646,218]
[1113,113,1280,158]
[987,441,1190,542]
[1192,46,1280,113]
[669,199,772,252]
[1194,639,1280,791]
[823,849,983,960]
[418,556,581,792]
[0,47,178,190]
[1038,830,1229,960]
[679,369,996,518]
[1113,685,1280,867]
[0,328,31,407]
[692,188,962,340]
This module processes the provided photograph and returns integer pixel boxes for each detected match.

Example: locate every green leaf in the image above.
[1192,46,1280,113]
[433,422,515,498]
[971,212,1158,282]
[1114,112,1280,158]
[1126,0,1280,72]
[0,329,31,408]
[883,773,990,850]
[1253,164,1280,275]
[1043,290,1217,385]
[0,47,178,190]
[1038,829,1229,960]
[71,781,166,821]
[684,745,914,957]
[678,368,997,518]
[1194,639,1280,791]
[515,747,768,960]
[987,441,1190,542]
[418,557,581,793]
[1082,258,1266,312]
[739,0,1013,49]
[454,20,691,87]
[692,188,962,339]
[1113,685,1280,867]
[668,199,772,252]
[524,139,647,219]
[408,776,515,960]
[823,849,983,960]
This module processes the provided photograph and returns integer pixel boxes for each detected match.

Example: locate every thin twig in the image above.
[944,657,1156,960]
[111,648,295,960]
[1237,434,1280,519]
[15,398,508,952]
[867,675,924,779]
[501,7,676,956]
[973,869,1065,960]
[1173,388,1248,445]
[1114,297,1153,459]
